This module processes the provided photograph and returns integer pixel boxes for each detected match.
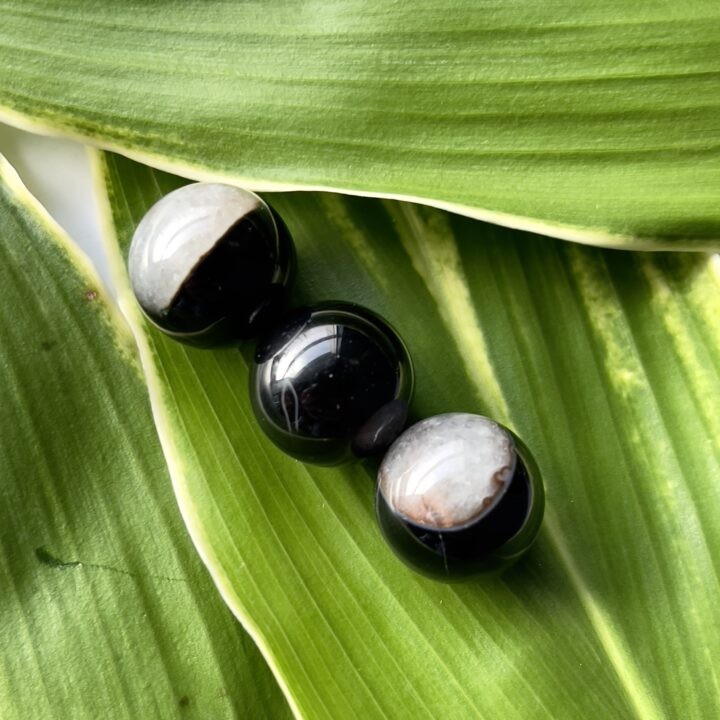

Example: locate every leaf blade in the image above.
[2,1,720,249]
[0,154,291,719]
[98,151,720,718]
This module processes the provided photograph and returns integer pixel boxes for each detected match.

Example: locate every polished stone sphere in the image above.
[376,413,544,579]
[128,182,294,346]
[251,302,413,465]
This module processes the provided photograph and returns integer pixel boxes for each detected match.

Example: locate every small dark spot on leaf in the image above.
[178,695,190,708]
[84,289,98,301]
[35,546,81,570]
[35,546,188,584]
[40,340,57,352]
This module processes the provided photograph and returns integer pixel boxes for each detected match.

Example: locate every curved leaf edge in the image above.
[2,106,716,254]
[89,149,305,720]
[0,151,137,364]
[0,150,294,719]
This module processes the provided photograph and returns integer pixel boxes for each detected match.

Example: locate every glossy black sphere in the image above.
[251,302,413,465]
[128,183,294,347]
[376,413,544,580]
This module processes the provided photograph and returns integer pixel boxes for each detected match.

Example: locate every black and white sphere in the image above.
[128,182,294,346]
[251,302,413,465]
[376,413,544,579]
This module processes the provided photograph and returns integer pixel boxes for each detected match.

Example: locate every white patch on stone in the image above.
[378,413,516,530]
[128,183,262,315]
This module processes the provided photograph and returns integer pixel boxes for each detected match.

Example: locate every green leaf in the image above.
[0,155,291,719]
[97,150,720,719]
[2,1,720,250]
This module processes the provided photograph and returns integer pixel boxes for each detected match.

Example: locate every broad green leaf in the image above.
[2,1,720,250]
[0,155,291,719]
[98,151,720,719]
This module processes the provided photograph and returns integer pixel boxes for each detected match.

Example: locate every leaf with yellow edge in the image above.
[96,150,720,719]
[0,154,291,720]
[1,1,720,249]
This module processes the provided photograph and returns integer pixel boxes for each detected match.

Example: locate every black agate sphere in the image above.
[376,413,544,579]
[251,302,413,465]
[128,183,294,346]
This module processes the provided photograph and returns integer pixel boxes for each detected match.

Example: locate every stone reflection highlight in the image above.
[251,302,413,464]
[128,182,294,346]
[376,413,544,579]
